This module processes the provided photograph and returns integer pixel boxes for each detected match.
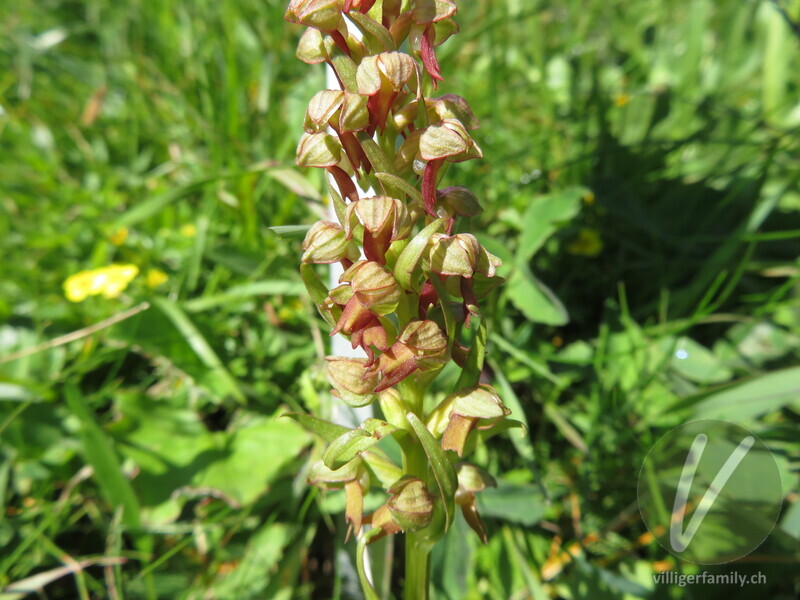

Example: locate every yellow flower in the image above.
[582,191,595,205]
[145,268,168,288]
[567,229,603,257]
[63,264,139,302]
[180,224,197,237]
[614,93,631,108]
[109,227,129,246]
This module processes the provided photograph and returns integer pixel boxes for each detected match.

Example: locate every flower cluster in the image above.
[286,0,516,568]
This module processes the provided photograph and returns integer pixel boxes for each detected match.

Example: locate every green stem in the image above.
[399,379,432,600]
[404,533,432,600]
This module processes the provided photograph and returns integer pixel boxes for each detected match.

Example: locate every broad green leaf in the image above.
[690,367,800,420]
[516,187,586,262]
[661,336,732,384]
[210,523,298,597]
[407,412,457,531]
[281,412,350,443]
[322,419,398,470]
[394,218,445,290]
[476,481,547,526]
[506,264,569,326]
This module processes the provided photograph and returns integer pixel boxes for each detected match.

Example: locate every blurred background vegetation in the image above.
[1,0,799,598]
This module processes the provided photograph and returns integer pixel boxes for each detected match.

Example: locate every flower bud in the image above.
[304,90,344,132]
[296,27,334,64]
[346,196,412,263]
[356,51,417,95]
[285,0,344,33]
[296,131,342,168]
[304,90,369,133]
[419,119,482,163]
[441,385,510,456]
[397,319,448,371]
[454,462,495,543]
[302,220,360,264]
[327,357,380,407]
[411,0,457,25]
[437,186,483,218]
[338,91,370,132]
[428,233,501,278]
[308,459,369,536]
[456,462,496,494]
[341,260,401,316]
[426,95,479,130]
[387,476,434,532]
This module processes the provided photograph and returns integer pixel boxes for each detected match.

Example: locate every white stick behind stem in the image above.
[326,22,375,429]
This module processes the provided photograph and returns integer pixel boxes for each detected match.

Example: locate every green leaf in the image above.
[361,450,404,489]
[454,318,486,391]
[406,412,457,531]
[356,132,395,178]
[300,263,333,316]
[506,264,569,326]
[516,186,585,262]
[375,172,424,204]
[690,367,800,420]
[488,361,535,461]
[476,481,547,526]
[150,297,245,404]
[264,168,321,201]
[429,274,456,352]
[322,419,398,470]
[266,225,311,238]
[64,384,141,532]
[662,336,732,384]
[183,280,305,312]
[281,412,350,443]
[394,218,445,291]
[346,12,396,53]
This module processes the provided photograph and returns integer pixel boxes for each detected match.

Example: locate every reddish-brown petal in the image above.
[330,29,351,57]
[332,295,374,336]
[441,413,477,456]
[420,25,443,87]
[328,165,359,203]
[344,480,364,538]
[374,343,417,392]
[422,158,443,216]
[418,280,438,319]
[458,493,488,543]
